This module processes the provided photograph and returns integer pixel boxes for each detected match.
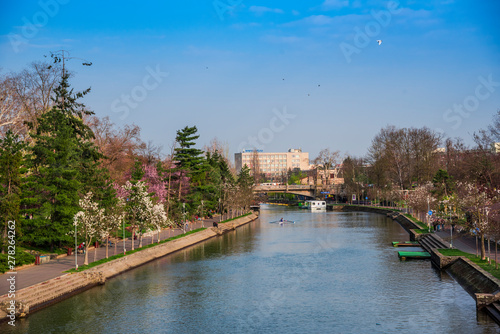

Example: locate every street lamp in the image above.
[123,217,126,254]
[182,203,186,233]
[201,200,204,228]
[427,196,431,233]
[486,207,490,264]
[219,198,222,223]
[75,223,78,270]
[449,205,453,249]
[124,198,128,254]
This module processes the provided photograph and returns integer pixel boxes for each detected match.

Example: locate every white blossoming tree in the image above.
[123,181,153,249]
[101,197,126,258]
[407,182,436,223]
[149,203,172,243]
[455,182,499,260]
[73,192,104,265]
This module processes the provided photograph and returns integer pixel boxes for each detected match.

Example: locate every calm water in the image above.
[3,205,499,333]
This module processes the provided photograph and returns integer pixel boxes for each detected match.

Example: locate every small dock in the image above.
[392,241,420,247]
[398,251,431,260]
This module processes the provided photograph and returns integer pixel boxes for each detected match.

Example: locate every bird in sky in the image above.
[377,40,382,45]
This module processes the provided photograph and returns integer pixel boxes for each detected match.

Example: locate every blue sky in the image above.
[1,0,499,160]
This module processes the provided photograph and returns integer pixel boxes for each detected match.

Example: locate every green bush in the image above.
[0,249,36,273]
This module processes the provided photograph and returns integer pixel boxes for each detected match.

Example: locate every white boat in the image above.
[304,200,326,211]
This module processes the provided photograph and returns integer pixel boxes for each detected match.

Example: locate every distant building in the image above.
[300,165,344,186]
[492,142,500,154]
[235,148,309,179]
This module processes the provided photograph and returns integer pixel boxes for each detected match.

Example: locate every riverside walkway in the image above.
[0,216,227,295]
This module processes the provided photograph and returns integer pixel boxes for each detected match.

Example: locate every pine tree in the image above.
[0,130,24,253]
[24,69,103,250]
[173,126,205,213]
[237,164,254,212]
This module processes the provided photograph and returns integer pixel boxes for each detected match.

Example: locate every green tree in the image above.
[0,130,24,253]
[432,169,455,200]
[237,164,254,211]
[23,68,103,250]
[173,126,206,213]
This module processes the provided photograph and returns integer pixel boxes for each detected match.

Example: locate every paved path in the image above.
[436,225,500,261]
[0,215,232,295]
[435,227,478,255]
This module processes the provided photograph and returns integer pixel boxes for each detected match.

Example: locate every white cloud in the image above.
[249,6,284,15]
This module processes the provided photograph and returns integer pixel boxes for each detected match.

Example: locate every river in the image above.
[2,205,499,333]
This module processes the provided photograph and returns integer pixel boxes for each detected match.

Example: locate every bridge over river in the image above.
[253,184,337,198]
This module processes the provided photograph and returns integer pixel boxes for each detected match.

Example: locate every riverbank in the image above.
[0,212,259,323]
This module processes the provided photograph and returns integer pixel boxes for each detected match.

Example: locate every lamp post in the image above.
[427,196,431,233]
[201,200,204,228]
[124,198,128,254]
[182,203,186,233]
[75,223,78,270]
[486,207,490,264]
[449,205,453,249]
[123,217,126,254]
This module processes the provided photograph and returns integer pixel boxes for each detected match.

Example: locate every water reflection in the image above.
[2,206,498,333]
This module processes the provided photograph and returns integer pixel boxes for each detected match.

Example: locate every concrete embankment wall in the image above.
[0,213,259,322]
[446,257,500,296]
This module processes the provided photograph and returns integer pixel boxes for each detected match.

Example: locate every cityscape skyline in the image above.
[1,0,499,159]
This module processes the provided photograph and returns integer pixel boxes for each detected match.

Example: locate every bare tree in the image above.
[138,140,163,165]
[251,149,261,184]
[367,125,441,190]
[0,74,20,136]
[7,61,62,137]
[313,148,341,186]
[87,116,142,183]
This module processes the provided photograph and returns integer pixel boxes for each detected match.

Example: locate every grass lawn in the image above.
[438,248,500,280]
[414,229,430,234]
[404,214,428,229]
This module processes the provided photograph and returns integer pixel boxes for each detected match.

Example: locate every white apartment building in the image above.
[235,149,309,179]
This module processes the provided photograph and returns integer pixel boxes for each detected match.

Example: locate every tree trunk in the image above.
[488,238,491,264]
[106,238,109,259]
[131,229,135,250]
[496,241,498,270]
[481,234,486,260]
[178,170,183,201]
[158,230,161,243]
[139,233,143,248]
[84,245,88,265]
